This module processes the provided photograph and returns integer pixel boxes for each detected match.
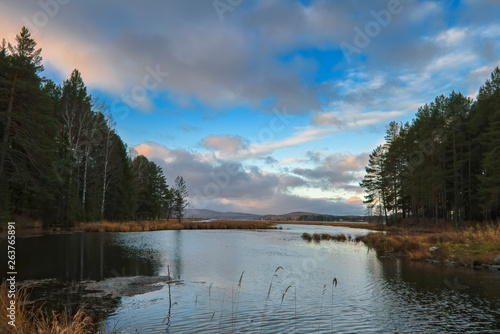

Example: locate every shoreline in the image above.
[3,219,498,271]
[1,218,381,233]
[356,224,500,271]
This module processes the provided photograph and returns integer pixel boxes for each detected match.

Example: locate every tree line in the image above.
[0,27,188,226]
[297,214,366,222]
[360,67,500,226]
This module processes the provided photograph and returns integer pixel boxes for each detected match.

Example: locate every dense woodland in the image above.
[0,27,188,226]
[360,67,500,225]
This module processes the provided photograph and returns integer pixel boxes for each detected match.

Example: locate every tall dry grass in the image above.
[359,224,500,265]
[0,282,95,334]
[76,220,276,232]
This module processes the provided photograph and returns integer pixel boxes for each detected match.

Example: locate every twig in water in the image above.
[208,283,214,334]
[209,311,216,333]
[233,270,245,333]
[295,287,297,333]
[238,270,245,289]
[331,277,338,333]
[261,266,284,334]
[276,285,292,331]
[218,294,225,333]
[317,284,327,333]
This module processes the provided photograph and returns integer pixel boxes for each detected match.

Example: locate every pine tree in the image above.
[360,145,389,224]
[0,27,59,222]
[173,176,188,223]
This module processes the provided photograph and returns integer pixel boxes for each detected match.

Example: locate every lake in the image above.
[2,224,500,333]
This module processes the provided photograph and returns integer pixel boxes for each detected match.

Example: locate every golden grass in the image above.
[283,221,382,231]
[0,282,95,334]
[359,224,500,265]
[75,219,276,232]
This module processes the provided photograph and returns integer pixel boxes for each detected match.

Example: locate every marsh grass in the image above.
[301,233,312,241]
[302,233,354,243]
[260,266,283,334]
[317,284,327,333]
[0,281,95,334]
[359,224,500,265]
[76,220,276,232]
[275,285,292,332]
[231,271,245,333]
[331,278,338,332]
[102,267,340,333]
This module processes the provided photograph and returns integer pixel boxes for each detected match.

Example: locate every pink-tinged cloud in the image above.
[131,141,366,215]
[202,135,246,156]
[348,196,362,203]
[135,143,154,157]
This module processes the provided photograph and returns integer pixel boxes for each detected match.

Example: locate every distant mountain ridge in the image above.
[185,209,366,221]
[184,209,261,220]
[260,211,317,221]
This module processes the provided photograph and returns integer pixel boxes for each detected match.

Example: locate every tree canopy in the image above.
[0,27,187,225]
[360,67,500,225]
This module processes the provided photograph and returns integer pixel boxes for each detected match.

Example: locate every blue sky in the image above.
[1,0,499,215]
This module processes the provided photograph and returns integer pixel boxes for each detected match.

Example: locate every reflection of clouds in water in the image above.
[12,228,498,333]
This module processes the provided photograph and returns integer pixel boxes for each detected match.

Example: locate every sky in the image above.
[1,0,499,215]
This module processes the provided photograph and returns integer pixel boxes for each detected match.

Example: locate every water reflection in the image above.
[104,225,499,333]
[1,225,499,333]
[0,232,162,282]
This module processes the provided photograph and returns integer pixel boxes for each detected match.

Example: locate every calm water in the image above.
[2,224,500,333]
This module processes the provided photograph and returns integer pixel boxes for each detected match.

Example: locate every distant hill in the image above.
[261,211,317,221]
[261,212,367,222]
[184,209,261,220]
[185,209,366,222]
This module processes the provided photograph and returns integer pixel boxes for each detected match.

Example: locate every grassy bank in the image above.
[358,224,500,266]
[0,282,95,334]
[284,221,382,231]
[75,219,277,232]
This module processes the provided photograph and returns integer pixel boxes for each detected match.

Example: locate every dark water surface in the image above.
[2,224,499,333]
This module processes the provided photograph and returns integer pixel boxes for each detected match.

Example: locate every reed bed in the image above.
[0,282,95,334]
[301,232,354,243]
[359,224,500,265]
[285,221,382,230]
[197,267,339,334]
[76,220,276,232]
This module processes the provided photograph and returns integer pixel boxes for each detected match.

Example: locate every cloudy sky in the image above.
[1,0,499,215]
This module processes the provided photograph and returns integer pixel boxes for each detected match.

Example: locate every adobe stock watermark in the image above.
[111,65,169,120]
[247,107,294,146]
[22,0,72,35]
[340,0,411,63]
[190,107,294,209]
[213,0,244,21]
[444,277,467,292]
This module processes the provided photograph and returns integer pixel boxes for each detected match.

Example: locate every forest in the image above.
[0,27,188,226]
[360,67,500,225]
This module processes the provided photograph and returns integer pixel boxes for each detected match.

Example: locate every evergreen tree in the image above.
[361,68,500,224]
[0,27,59,222]
[360,145,389,224]
[173,176,188,223]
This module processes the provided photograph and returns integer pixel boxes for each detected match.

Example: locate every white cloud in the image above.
[132,141,365,215]
[202,135,247,156]
[435,28,468,47]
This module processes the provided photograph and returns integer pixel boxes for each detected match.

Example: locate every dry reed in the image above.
[76,220,276,232]
[359,224,500,265]
[0,282,95,334]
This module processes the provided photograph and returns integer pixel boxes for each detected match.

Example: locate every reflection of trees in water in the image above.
[375,257,500,332]
[0,232,165,328]
[0,232,162,282]
[174,230,183,280]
